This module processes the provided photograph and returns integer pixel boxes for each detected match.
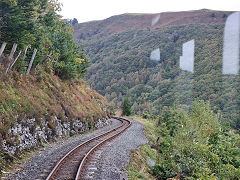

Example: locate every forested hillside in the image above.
[74,9,239,129]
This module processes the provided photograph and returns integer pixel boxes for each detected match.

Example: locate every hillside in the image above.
[0,0,111,174]
[73,9,239,129]
[74,9,232,40]
[0,64,109,124]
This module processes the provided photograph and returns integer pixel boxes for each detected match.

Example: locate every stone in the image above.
[1,115,109,156]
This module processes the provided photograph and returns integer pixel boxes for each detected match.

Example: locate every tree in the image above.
[121,98,131,116]
[72,18,78,25]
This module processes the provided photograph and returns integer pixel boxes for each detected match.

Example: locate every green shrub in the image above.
[142,111,151,119]
[153,100,240,179]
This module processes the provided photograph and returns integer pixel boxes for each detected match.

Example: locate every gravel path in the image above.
[83,118,148,180]
[6,118,121,180]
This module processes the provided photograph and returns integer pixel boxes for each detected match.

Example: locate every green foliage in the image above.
[142,111,151,119]
[88,118,93,129]
[109,104,116,115]
[122,97,132,116]
[0,0,89,79]
[153,100,240,179]
[127,144,157,180]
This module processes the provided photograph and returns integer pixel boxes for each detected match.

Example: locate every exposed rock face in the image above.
[2,116,111,155]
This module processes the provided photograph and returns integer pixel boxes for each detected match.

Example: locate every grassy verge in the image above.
[127,116,157,180]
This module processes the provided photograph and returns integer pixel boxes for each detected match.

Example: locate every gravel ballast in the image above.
[6,118,147,180]
[83,118,148,180]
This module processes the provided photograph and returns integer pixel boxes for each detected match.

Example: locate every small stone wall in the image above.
[2,116,111,155]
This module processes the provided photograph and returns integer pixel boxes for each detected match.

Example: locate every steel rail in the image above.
[75,117,131,180]
[45,117,131,180]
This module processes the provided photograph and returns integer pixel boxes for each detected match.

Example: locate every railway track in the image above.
[45,117,131,180]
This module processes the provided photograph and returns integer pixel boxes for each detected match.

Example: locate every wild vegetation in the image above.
[128,101,240,179]
[0,64,109,175]
[74,10,239,130]
[1,4,239,178]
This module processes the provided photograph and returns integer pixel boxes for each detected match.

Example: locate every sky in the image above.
[58,0,240,23]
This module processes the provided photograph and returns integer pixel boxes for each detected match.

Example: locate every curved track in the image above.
[46,117,131,180]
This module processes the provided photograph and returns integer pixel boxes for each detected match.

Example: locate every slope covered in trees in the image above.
[74,9,239,129]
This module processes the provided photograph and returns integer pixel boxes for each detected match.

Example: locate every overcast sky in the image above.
[58,0,240,23]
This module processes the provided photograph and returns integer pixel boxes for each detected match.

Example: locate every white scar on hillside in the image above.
[151,14,161,26]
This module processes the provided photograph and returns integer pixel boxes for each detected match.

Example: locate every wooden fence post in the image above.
[5,50,22,75]
[22,45,30,61]
[0,42,7,57]
[9,50,22,70]
[26,48,37,75]
[4,43,18,75]
[9,43,17,59]
[42,51,52,64]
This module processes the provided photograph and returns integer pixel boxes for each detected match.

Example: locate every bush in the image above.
[153,100,240,179]
[142,111,151,119]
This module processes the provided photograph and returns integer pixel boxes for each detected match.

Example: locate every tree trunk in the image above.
[4,43,18,75]
[42,51,52,64]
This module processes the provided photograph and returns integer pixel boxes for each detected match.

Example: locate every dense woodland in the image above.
[74,11,239,130]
